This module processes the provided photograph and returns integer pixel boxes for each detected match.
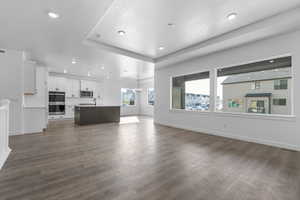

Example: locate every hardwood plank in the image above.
[0,116,299,200]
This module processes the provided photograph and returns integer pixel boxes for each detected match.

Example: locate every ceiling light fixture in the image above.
[227,13,237,21]
[88,72,91,77]
[118,30,126,36]
[158,46,165,51]
[48,12,60,19]
[101,66,105,70]
[269,60,275,63]
[72,59,76,64]
[63,69,67,74]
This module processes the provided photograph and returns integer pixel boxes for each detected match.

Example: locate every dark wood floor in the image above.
[0,116,299,200]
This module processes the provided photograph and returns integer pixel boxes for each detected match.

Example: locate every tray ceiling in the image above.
[86,0,300,60]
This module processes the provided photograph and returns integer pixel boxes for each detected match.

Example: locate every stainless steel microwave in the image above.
[80,91,93,98]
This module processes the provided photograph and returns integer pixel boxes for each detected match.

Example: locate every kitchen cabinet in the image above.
[24,61,36,95]
[65,105,75,118]
[66,79,80,98]
[48,76,66,92]
[95,83,103,99]
[80,80,96,92]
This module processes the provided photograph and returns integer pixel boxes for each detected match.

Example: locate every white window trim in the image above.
[121,88,137,107]
[169,54,296,119]
[147,88,155,106]
[170,69,211,113]
[169,109,296,121]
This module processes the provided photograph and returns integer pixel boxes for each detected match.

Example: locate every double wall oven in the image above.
[49,91,65,115]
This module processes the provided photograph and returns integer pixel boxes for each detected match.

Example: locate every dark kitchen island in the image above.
[74,105,120,125]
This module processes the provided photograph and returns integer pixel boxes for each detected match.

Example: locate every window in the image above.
[251,81,260,90]
[121,88,136,106]
[274,79,288,90]
[273,98,287,106]
[172,71,210,111]
[248,100,266,114]
[147,88,155,106]
[216,56,292,115]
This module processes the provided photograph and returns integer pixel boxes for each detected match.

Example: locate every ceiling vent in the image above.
[0,49,6,54]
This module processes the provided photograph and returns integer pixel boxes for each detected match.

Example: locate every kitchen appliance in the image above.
[49,91,65,115]
[80,91,93,98]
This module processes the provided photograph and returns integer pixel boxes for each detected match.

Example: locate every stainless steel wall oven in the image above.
[49,91,65,115]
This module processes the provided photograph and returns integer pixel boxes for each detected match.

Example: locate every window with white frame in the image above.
[121,88,136,106]
[274,79,288,90]
[216,56,292,115]
[172,71,210,111]
[147,88,155,106]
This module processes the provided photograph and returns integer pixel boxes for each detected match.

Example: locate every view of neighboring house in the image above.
[185,93,210,111]
[221,68,291,115]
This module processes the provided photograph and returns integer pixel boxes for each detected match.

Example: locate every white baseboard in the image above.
[155,121,300,152]
[0,148,11,170]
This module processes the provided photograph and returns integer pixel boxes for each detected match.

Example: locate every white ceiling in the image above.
[86,0,300,59]
[0,0,300,78]
[0,0,154,80]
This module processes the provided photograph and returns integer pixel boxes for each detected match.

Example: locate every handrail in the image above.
[0,99,11,170]
[0,99,10,108]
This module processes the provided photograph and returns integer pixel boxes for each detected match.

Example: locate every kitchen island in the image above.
[74,105,120,125]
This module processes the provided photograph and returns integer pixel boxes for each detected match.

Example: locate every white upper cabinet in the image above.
[48,76,66,92]
[71,79,80,98]
[95,82,103,99]
[66,78,80,98]
[23,61,36,95]
[80,80,97,92]
[49,76,101,99]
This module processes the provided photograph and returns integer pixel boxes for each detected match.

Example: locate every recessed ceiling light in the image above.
[118,30,126,36]
[88,72,91,77]
[48,12,60,19]
[227,13,237,21]
[158,46,165,51]
[63,69,67,74]
[269,60,275,63]
[72,59,76,64]
[101,66,105,70]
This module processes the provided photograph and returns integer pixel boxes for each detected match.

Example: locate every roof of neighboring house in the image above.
[222,68,291,84]
[245,93,272,97]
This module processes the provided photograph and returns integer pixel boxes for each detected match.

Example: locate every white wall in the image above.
[0,50,24,135]
[24,67,48,107]
[23,67,48,134]
[101,76,139,116]
[138,78,154,116]
[155,30,300,150]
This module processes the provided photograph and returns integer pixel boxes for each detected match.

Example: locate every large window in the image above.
[273,98,287,106]
[148,88,155,106]
[274,79,288,90]
[216,56,292,115]
[121,88,136,106]
[172,71,210,111]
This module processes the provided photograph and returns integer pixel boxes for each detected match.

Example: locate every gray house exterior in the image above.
[221,68,292,115]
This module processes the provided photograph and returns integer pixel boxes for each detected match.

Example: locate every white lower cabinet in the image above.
[65,105,75,119]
